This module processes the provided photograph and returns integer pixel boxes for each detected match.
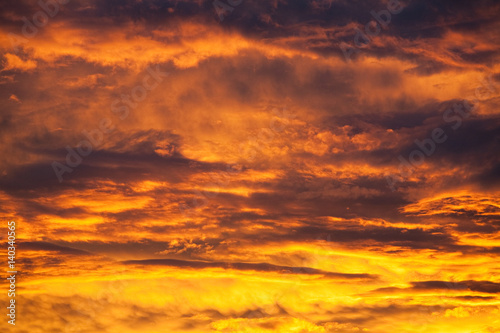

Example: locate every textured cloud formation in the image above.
[0,0,499,332]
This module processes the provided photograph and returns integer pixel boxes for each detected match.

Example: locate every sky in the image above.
[0,0,500,332]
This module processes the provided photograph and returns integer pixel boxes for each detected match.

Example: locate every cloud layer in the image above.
[1,0,499,332]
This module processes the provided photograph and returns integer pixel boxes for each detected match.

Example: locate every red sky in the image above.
[1,0,500,332]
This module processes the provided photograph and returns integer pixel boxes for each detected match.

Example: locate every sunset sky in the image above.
[1,0,500,332]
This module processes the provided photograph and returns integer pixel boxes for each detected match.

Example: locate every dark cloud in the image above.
[411,280,500,294]
[21,241,92,255]
[123,258,378,280]
[373,280,500,294]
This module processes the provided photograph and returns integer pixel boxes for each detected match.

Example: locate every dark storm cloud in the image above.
[0,127,227,194]
[0,162,66,193]
[330,103,442,131]
[178,174,408,223]
[372,280,500,294]
[411,280,500,294]
[3,0,499,71]
[290,225,453,246]
[22,241,92,255]
[475,162,500,190]
[389,113,499,164]
[247,182,404,220]
[394,0,500,36]
[122,258,378,279]
[391,113,500,189]
[323,98,499,193]
[454,295,496,301]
